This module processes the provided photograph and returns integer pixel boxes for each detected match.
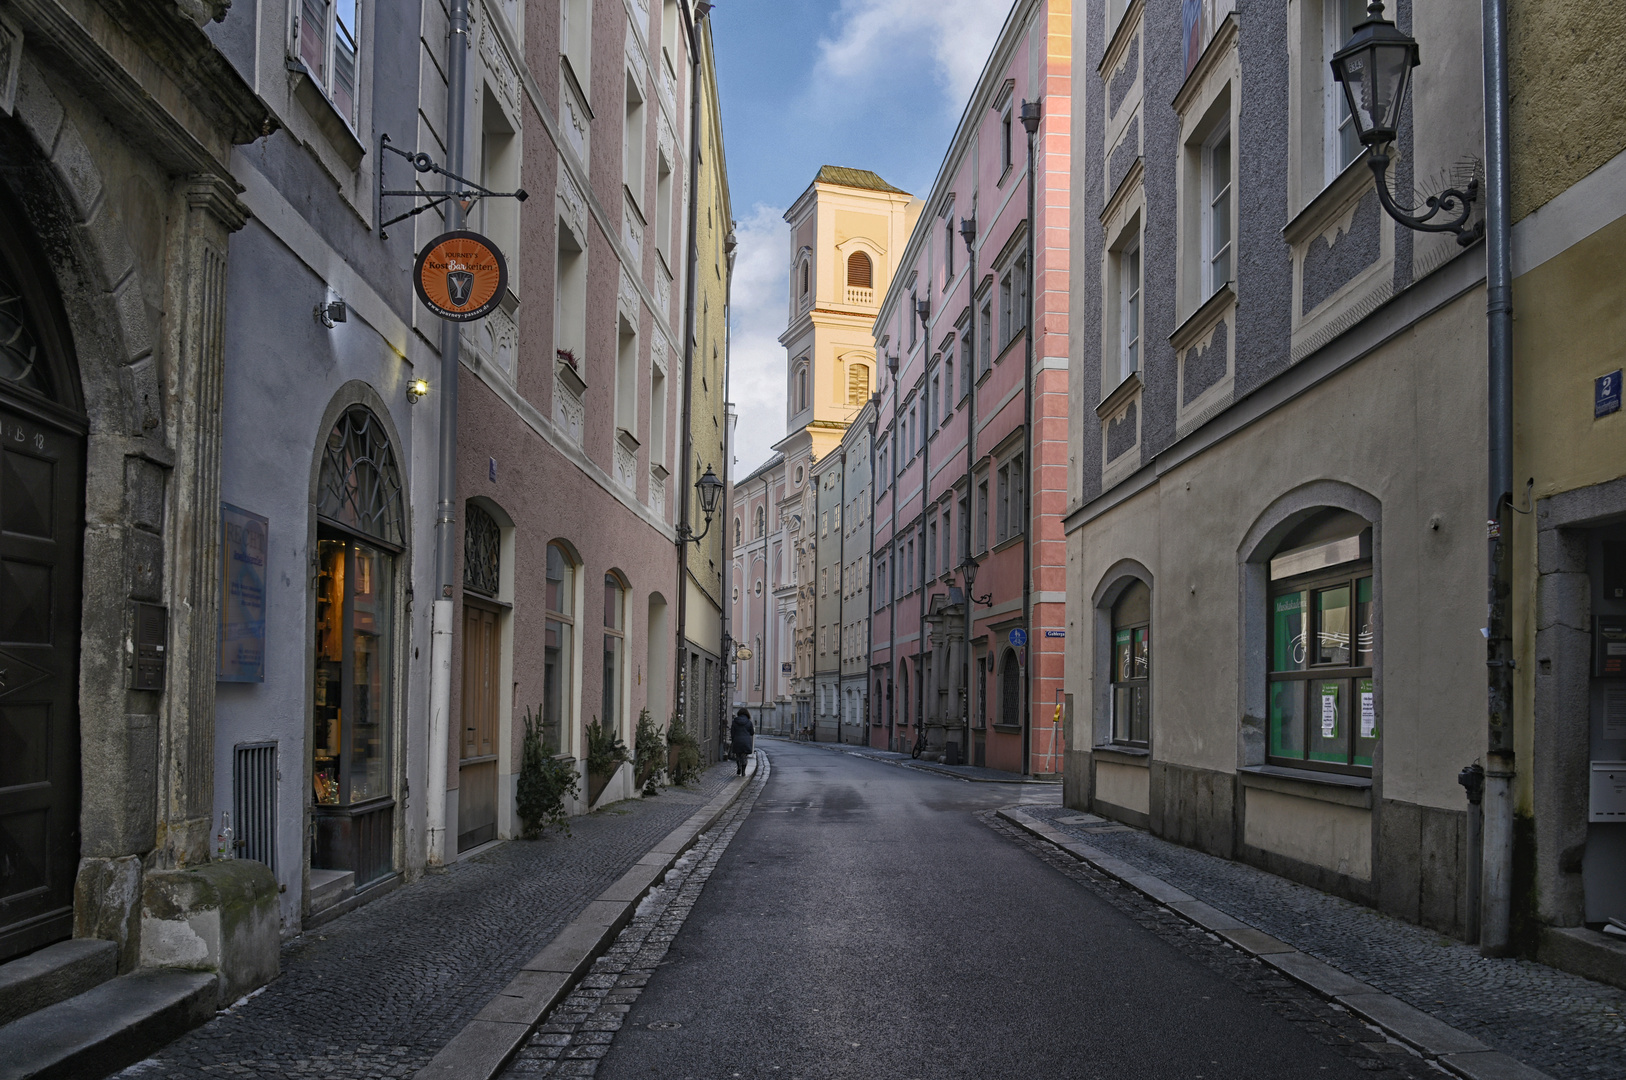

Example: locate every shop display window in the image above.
[1110,579,1151,746]
[1269,568,1375,772]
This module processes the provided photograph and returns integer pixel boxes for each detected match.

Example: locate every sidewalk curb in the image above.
[412,757,762,1080]
[995,806,1555,1080]
[785,736,1059,784]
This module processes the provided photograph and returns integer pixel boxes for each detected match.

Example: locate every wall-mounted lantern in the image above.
[1331,1,1481,245]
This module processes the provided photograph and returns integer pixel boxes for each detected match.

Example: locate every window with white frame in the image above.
[979,296,992,373]
[1324,0,1368,185]
[616,317,638,438]
[1203,121,1233,297]
[1114,231,1142,386]
[976,477,989,551]
[561,0,591,91]
[296,0,360,127]
[556,221,587,370]
[1001,107,1014,175]
[959,320,972,395]
[662,0,681,74]
[623,70,646,206]
[655,152,674,268]
[944,219,955,285]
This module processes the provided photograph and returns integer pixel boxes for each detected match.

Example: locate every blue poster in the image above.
[218,503,268,682]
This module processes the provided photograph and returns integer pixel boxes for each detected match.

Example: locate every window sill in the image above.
[1097,0,1145,78]
[1093,744,1150,767]
[1282,147,1378,247]
[286,59,365,171]
[991,724,1023,733]
[1096,370,1142,419]
[1169,283,1236,353]
[1238,764,1372,810]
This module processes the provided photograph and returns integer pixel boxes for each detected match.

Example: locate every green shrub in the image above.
[585,716,631,779]
[634,708,666,796]
[516,705,579,838]
[666,714,702,786]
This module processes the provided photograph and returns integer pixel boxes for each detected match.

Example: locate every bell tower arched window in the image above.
[847,251,872,290]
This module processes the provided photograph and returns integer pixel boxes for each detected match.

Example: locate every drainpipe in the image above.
[721,236,736,749]
[426,0,472,868]
[1018,99,1041,776]
[865,405,879,747]
[960,212,978,763]
[916,298,932,753]
[761,474,771,719]
[1480,0,1515,957]
[837,449,846,743]
[674,2,708,748]
[887,350,899,750]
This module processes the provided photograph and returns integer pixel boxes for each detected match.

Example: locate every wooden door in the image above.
[0,403,83,960]
[457,600,500,851]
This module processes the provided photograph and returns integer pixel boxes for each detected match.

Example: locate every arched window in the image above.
[847,362,870,405]
[1267,510,1375,771]
[797,365,809,412]
[543,543,577,754]
[734,516,742,544]
[318,406,405,547]
[463,502,501,597]
[603,573,627,737]
[1111,580,1151,746]
[1000,648,1021,727]
[754,505,765,538]
[312,405,404,885]
[799,259,809,296]
[847,251,873,290]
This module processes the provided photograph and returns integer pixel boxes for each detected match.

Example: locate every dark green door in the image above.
[0,401,83,960]
[0,194,85,961]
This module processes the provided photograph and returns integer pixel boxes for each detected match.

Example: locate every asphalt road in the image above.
[594,741,1395,1080]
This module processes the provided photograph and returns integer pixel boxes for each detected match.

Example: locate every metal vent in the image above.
[233,742,278,871]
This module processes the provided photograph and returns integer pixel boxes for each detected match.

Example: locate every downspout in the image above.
[1480,0,1515,957]
[865,405,879,747]
[961,213,978,763]
[1018,99,1041,776]
[761,474,771,717]
[721,235,736,746]
[887,350,900,750]
[674,2,707,743]
[915,298,932,752]
[426,0,472,867]
[837,449,846,743]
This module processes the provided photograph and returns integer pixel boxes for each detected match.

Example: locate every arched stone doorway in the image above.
[0,189,86,962]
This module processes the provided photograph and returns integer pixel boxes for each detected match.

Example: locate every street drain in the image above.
[647,1021,682,1030]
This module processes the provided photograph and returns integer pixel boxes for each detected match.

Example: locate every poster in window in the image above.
[1359,679,1376,739]
[1320,682,1339,738]
[218,503,268,682]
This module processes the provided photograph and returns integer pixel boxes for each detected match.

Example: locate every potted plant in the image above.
[585,717,631,807]
[634,708,666,795]
[516,705,579,838]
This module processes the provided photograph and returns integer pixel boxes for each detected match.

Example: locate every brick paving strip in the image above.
[115,762,748,1080]
[1000,805,1626,1080]
[495,751,771,1078]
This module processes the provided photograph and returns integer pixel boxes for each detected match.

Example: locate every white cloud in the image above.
[727,203,790,477]
[815,0,1011,111]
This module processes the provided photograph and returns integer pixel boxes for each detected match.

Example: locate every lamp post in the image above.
[1331,0,1510,954]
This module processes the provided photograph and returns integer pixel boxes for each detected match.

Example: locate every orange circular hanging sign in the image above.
[414,230,508,322]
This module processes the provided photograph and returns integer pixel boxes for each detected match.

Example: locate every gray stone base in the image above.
[141,860,279,1006]
[1537,925,1626,992]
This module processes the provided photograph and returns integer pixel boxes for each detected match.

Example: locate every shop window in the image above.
[543,543,577,755]
[1111,580,1151,746]
[312,405,402,886]
[1267,519,1376,773]
[603,573,626,738]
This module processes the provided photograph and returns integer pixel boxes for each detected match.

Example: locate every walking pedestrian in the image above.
[730,708,755,776]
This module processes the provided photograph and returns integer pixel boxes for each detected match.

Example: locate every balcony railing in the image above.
[846,286,874,306]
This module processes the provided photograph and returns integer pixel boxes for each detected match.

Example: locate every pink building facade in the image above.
[869,0,1071,774]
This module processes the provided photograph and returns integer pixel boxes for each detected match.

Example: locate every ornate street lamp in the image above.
[959,553,991,608]
[1331,1,1480,244]
[679,465,725,545]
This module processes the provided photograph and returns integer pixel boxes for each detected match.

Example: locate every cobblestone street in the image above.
[1021,805,1626,1079]
[114,766,737,1079]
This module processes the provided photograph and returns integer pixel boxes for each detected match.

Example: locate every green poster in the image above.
[1320,682,1339,738]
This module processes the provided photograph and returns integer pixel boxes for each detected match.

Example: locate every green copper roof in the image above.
[814,166,909,195]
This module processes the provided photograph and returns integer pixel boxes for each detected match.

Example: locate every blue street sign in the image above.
[1009,628,1028,647]
[1598,370,1622,418]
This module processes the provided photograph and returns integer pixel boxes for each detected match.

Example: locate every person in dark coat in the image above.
[730,708,755,775]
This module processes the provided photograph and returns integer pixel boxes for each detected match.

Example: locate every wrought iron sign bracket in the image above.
[377,134,528,240]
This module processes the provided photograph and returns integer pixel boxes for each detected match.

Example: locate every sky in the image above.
[710,0,1013,475]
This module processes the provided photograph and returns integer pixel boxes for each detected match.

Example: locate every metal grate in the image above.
[233,742,278,872]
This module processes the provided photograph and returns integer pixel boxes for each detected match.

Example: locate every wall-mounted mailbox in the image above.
[1591,762,1626,822]
[133,602,168,691]
[1596,615,1626,677]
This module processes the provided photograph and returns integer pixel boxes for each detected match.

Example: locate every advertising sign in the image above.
[414,230,508,322]
[219,503,268,682]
